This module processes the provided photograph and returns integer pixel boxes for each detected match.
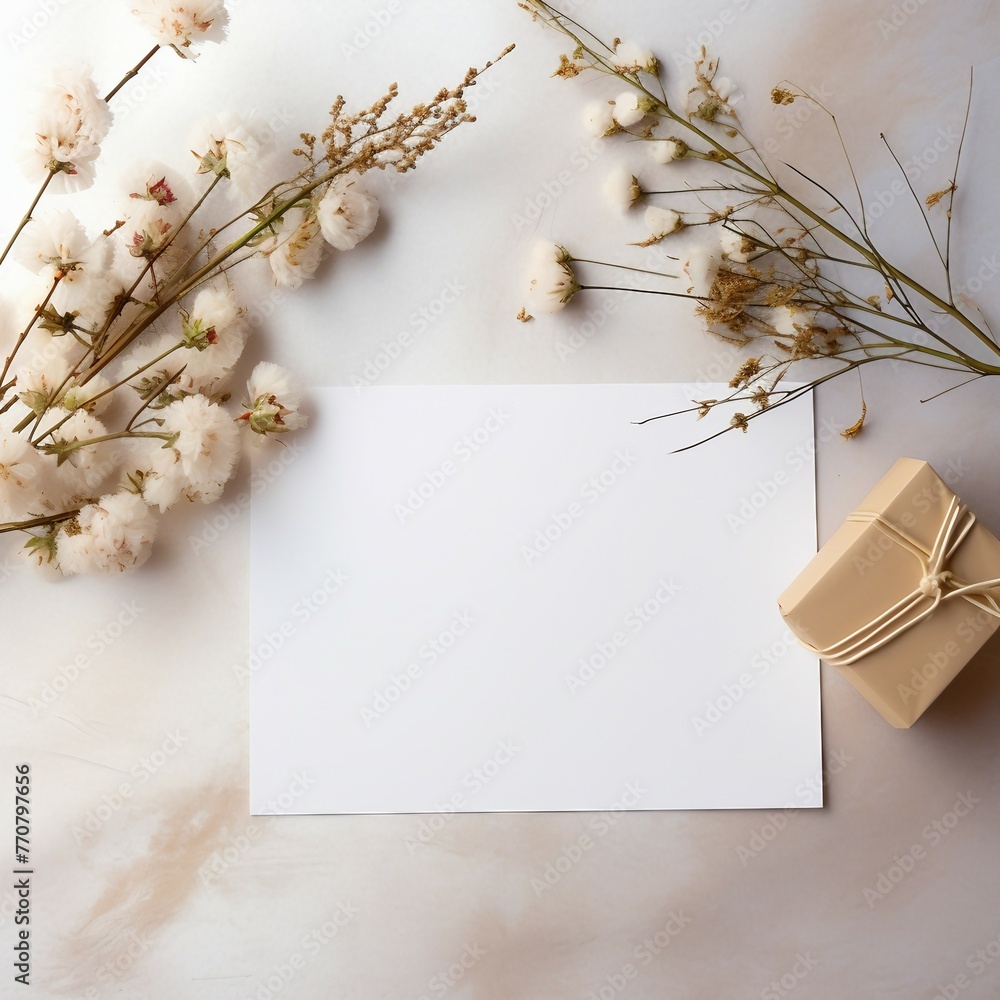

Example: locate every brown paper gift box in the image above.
[778,458,1000,728]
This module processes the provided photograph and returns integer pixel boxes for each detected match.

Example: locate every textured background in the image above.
[2,1,1000,997]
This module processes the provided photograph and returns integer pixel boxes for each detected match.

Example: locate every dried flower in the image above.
[604,166,642,210]
[613,41,658,75]
[262,205,324,288]
[720,226,755,263]
[525,242,580,313]
[132,0,229,57]
[583,101,616,138]
[56,492,157,575]
[640,206,683,244]
[27,67,111,188]
[317,170,380,251]
[611,92,645,128]
[648,138,687,164]
[239,362,308,442]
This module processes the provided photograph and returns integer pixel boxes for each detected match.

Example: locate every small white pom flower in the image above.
[604,166,642,210]
[57,492,157,575]
[0,417,42,519]
[17,211,111,312]
[648,138,687,164]
[132,0,228,57]
[16,354,72,416]
[177,284,248,387]
[317,171,379,251]
[643,206,683,242]
[155,394,240,504]
[42,409,112,499]
[583,101,616,138]
[611,92,644,128]
[189,113,266,198]
[525,243,580,315]
[683,247,721,298]
[26,67,111,189]
[262,206,324,288]
[239,362,308,443]
[720,226,755,263]
[613,41,658,75]
[771,305,819,339]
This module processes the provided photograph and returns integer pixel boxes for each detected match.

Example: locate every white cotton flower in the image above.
[26,67,111,189]
[644,206,683,242]
[720,226,755,263]
[603,166,642,210]
[317,171,379,251]
[771,306,819,339]
[611,92,644,128]
[132,0,228,56]
[683,246,720,298]
[613,41,658,74]
[61,374,114,416]
[189,113,266,198]
[239,362,307,443]
[714,76,736,101]
[583,101,616,138]
[262,206,324,288]
[17,211,111,313]
[155,394,240,504]
[0,416,42,519]
[15,354,72,415]
[42,409,111,497]
[525,242,580,315]
[57,492,157,575]
[648,138,687,164]
[176,284,248,387]
[138,444,187,512]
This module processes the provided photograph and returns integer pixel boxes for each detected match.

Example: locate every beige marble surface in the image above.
[2,1,1000,997]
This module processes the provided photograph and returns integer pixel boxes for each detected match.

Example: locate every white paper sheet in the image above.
[249,384,821,814]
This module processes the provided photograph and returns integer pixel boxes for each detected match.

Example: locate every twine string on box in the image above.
[807,496,1000,667]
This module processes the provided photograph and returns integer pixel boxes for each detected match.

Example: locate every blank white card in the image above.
[250,384,821,814]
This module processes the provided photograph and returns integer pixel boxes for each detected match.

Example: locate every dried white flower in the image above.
[17,211,111,312]
[132,0,228,57]
[0,416,42,519]
[644,206,683,241]
[525,242,580,314]
[189,113,266,198]
[771,305,819,339]
[152,394,240,506]
[604,166,642,210]
[26,67,112,189]
[57,492,157,575]
[262,206,325,288]
[317,171,380,251]
[583,101,615,138]
[613,41,658,75]
[648,138,687,164]
[683,246,721,298]
[239,362,308,443]
[611,92,644,128]
[720,226,755,263]
[43,409,112,498]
